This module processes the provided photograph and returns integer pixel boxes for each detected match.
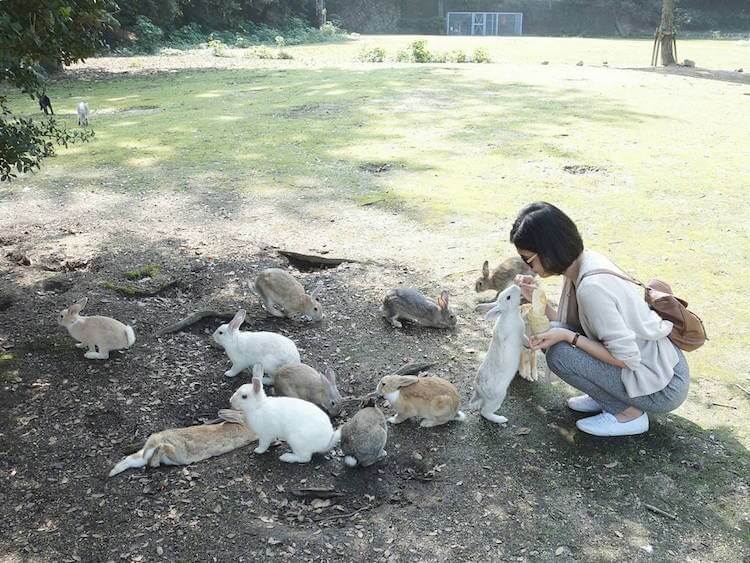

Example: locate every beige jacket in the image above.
[559,250,680,398]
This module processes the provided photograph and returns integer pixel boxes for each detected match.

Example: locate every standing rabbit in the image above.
[108,410,257,477]
[57,297,135,359]
[376,374,465,427]
[77,101,89,126]
[255,268,323,321]
[273,363,343,416]
[381,289,457,329]
[230,364,339,463]
[335,405,388,467]
[475,257,534,299]
[469,285,526,425]
[212,309,300,380]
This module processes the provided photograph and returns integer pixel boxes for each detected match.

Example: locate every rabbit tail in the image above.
[454,410,467,422]
[344,455,358,467]
[125,326,136,348]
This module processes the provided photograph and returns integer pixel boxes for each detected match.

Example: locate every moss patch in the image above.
[124,264,161,280]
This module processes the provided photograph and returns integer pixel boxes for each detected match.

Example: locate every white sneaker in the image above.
[576,412,649,437]
[567,394,603,413]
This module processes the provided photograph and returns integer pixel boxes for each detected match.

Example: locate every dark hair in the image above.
[509,202,584,274]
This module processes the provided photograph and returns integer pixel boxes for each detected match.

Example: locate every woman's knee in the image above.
[545,342,575,374]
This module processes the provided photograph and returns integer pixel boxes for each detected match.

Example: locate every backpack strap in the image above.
[579,268,646,288]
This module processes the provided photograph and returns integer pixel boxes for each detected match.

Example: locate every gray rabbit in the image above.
[334,406,388,467]
[380,288,457,329]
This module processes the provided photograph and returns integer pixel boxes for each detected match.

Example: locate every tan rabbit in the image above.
[57,297,135,359]
[475,257,534,298]
[255,268,323,321]
[376,375,465,427]
[108,410,257,477]
[273,363,343,416]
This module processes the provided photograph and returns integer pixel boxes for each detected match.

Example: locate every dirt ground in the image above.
[1,182,748,563]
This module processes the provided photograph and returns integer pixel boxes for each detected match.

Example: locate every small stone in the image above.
[156,546,163,556]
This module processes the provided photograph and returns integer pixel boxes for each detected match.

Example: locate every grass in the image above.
[124,263,161,280]
[3,36,749,435]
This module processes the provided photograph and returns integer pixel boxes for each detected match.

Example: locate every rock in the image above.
[683,59,696,68]
[736,68,744,73]
[576,61,584,66]
[540,61,549,65]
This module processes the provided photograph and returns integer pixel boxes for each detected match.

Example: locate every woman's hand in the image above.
[529,328,574,351]
[513,274,537,302]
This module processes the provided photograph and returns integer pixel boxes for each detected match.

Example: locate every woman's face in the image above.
[516,248,552,278]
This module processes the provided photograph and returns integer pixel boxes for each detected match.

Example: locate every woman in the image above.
[510,202,689,437]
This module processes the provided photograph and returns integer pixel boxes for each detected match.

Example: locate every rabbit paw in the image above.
[84,351,108,360]
[388,318,403,328]
[254,445,269,454]
[75,342,87,349]
[280,452,311,463]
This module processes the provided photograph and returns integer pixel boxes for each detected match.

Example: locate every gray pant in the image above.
[545,337,690,415]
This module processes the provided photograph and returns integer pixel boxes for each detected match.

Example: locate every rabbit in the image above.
[376,374,465,427]
[77,101,89,126]
[57,297,136,359]
[381,288,457,329]
[212,309,300,380]
[230,364,339,463]
[469,284,526,425]
[518,304,539,382]
[273,363,343,416]
[334,405,388,467]
[475,257,534,299]
[108,409,257,477]
[255,268,323,321]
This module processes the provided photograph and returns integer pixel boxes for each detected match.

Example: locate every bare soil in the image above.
[1,185,748,563]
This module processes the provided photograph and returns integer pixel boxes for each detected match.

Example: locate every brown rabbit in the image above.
[475,257,534,298]
[58,297,135,359]
[376,375,465,427]
[108,410,257,477]
[255,268,323,321]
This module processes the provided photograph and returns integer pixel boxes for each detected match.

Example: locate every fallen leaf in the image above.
[516,427,531,435]
[604,461,619,469]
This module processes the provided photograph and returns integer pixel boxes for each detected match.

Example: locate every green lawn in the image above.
[5,35,750,396]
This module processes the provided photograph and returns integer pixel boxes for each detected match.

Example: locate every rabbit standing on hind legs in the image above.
[58,297,135,359]
[469,285,526,424]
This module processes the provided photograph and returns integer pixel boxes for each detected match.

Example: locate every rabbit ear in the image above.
[217,409,245,424]
[252,377,262,393]
[252,363,264,379]
[323,367,336,385]
[70,297,88,314]
[482,261,489,277]
[484,304,503,322]
[228,309,246,331]
[437,291,449,310]
[475,302,495,314]
[394,375,419,388]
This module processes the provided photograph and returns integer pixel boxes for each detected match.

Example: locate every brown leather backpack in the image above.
[580,269,707,352]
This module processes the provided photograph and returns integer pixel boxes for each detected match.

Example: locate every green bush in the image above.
[165,24,206,48]
[245,46,276,60]
[446,49,467,63]
[358,46,386,62]
[207,36,228,57]
[276,50,294,60]
[396,40,433,63]
[472,47,491,63]
[134,16,163,54]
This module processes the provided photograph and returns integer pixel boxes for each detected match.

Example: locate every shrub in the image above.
[396,40,433,63]
[446,49,467,63]
[245,46,275,59]
[166,23,206,48]
[472,47,491,63]
[276,50,294,60]
[358,46,386,62]
[207,37,227,57]
[134,16,163,54]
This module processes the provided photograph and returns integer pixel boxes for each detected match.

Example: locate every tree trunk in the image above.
[659,0,676,66]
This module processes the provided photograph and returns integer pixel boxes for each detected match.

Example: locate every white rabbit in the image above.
[77,101,89,126]
[57,297,135,359]
[230,364,339,463]
[468,284,526,424]
[212,309,300,380]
